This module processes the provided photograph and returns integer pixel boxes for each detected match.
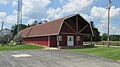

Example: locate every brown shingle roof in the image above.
[19,18,64,38]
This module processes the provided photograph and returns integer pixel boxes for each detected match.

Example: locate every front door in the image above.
[67,36,74,46]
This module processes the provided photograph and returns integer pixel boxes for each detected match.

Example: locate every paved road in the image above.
[0,50,120,67]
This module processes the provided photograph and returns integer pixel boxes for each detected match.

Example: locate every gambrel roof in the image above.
[18,14,93,38]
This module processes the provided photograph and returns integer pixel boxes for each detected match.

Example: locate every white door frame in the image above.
[67,36,74,46]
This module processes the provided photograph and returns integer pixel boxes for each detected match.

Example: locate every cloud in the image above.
[5,15,17,24]
[62,0,93,14]
[90,6,120,20]
[0,12,7,22]
[59,0,68,5]
[97,23,120,35]
[22,0,51,19]
[12,1,17,7]
[0,12,6,18]
[80,13,91,21]
[90,6,107,19]
[96,20,108,34]
[0,13,16,29]
[91,6,120,34]
[0,0,15,5]
[46,0,93,20]
[110,6,120,18]
[26,19,36,25]
[110,25,120,35]
[46,7,63,20]
[0,0,9,5]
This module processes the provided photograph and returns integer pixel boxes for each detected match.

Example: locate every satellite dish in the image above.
[0,29,13,44]
[0,32,4,43]
[13,32,22,44]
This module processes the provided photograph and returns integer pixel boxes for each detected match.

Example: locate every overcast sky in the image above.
[0,0,120,35]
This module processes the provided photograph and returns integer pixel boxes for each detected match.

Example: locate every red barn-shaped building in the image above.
[18,14,93,48]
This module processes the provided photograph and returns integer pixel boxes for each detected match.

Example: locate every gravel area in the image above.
[0,50,120,67]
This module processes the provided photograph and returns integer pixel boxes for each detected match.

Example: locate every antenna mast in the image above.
[17,0,22,33]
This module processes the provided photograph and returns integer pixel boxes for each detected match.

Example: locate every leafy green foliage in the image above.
[101,33,108,41]
[110,35,120,41]
[101,33,120,41]
[84,21,101,41]
[11,24,28,37]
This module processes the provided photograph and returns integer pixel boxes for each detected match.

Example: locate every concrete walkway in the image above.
[0,50,120,67]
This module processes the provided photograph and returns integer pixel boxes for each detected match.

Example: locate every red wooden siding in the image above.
[60,23,75,33]
[74,35,83,45]
[59,34,67,46]
[50,36,57,47]
[23,36,49,46]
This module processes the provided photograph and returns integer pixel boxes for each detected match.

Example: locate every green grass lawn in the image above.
[65,46,120,60]
[0,43,44,51]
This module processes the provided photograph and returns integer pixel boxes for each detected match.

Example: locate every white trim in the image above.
[57,19,64,35]
[89,22,94,36]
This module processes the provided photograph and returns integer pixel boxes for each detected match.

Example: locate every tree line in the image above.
[102,33,120,41]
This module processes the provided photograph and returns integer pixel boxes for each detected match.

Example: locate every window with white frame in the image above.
[76,36,80,41]
[57,36,62,41]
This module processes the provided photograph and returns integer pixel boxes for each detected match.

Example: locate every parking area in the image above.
[0,50,120,67]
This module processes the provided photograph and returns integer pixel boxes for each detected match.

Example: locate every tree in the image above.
[90,21,101,41]
[110,35,120,41]
[101,33,108,41]
[11,24,28,37]
[84,21,101,41]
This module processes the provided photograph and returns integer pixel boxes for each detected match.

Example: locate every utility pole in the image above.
[17,0,22,33]
[107,0,111,47]
[1,21,4,30]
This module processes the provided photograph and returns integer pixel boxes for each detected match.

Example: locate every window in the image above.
[76,36,80,41]
[57,36,62,41]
